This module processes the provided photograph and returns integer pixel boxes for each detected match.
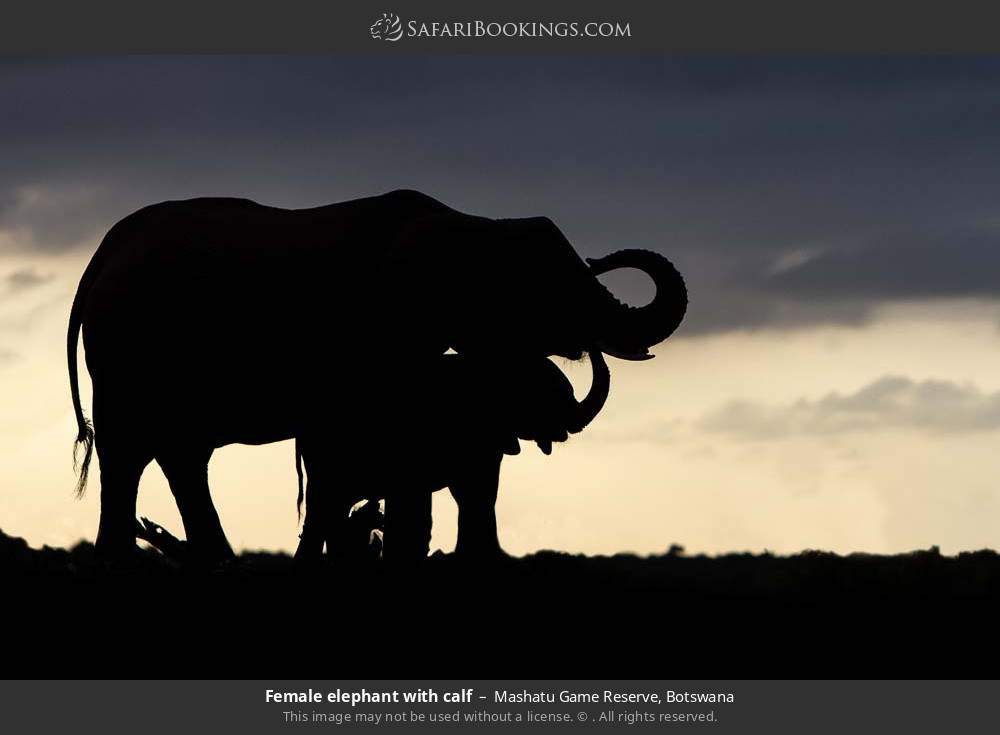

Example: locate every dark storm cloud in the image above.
[700,375,1000,439]
[770,224,1000,300]
[4,56,1000,331]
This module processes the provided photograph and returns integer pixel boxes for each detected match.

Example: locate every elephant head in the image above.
[497,351,610,456]
[385,211,688,363]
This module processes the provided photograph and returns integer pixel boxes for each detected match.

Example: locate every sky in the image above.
[4,56,1000,556]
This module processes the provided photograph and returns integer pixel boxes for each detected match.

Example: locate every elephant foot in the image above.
[183,525,235,567]
[135,517,234,569]
[293,548,327,572]
[381,539,430,565]
[382,553,429,568]
[181,548,236,573]
[95,529,141,564]
[294,523,325,562]
[93,541,145,576]
[186,537,235,565]
[208,555,250,577]
[453,540,509,562]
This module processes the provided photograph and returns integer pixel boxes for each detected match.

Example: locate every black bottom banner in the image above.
[1,680,993,734]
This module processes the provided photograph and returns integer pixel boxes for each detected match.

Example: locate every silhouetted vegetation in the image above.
[6,528,1000,596]
[5,527,996,679]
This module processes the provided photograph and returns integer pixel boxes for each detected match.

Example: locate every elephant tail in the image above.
[67,270,95,498]
[295,438,305,521]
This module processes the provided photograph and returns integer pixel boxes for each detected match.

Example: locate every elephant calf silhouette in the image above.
[294,351,609,560]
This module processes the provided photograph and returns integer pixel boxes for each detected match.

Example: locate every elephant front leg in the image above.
[450,452,505,558]
[295,475,353,563]
[294,439,359,563]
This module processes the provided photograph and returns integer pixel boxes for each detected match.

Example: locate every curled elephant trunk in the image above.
[565,351,610,435]
[587,249,688,361]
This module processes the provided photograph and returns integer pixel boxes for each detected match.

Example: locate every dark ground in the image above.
[3,529,998,678]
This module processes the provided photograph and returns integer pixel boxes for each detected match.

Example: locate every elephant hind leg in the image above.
[94,438,151,560]
[157,448,234,563]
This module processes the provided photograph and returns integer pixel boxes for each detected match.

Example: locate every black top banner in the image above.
[3,0,1000,53]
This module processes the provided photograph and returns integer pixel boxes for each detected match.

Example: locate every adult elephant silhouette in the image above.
[296,351,611,561]
[67,189,687,561]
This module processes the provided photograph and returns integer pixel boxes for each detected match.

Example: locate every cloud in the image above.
[5,57,1000,332]
[700,375,1000,439]
[676,223,1000,335]
[768,225,1000,301]
[0,185,112,252]
[6,267,53,292]
[589,418,683,444]
[0,291,67,332]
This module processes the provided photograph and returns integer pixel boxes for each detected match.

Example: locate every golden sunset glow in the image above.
[4,248,1000,556]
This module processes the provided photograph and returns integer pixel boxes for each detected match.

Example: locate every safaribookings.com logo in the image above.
[369,13,631,42]
[370,13,404,41]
